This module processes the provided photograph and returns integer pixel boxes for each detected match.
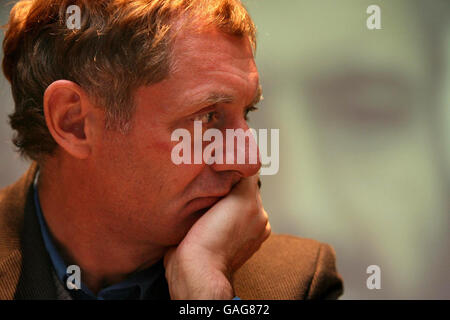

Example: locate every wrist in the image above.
[165,248,234,300]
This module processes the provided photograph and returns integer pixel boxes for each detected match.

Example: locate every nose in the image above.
[210,120,262,178]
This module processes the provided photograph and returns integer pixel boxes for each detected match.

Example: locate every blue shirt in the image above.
[33,183,165,300]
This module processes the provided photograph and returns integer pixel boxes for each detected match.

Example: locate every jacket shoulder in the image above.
[233,234,343,300]
[0,163,38,300]
[0,163,38,254]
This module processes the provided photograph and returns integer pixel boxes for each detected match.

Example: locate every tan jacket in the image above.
[0,163,343,299]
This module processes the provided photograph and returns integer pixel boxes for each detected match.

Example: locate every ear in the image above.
[43,80,97,159]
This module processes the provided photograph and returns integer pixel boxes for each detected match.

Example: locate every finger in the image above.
[229,174,260,197]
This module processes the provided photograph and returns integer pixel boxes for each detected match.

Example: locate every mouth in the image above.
[181,177,240,217]
[183,196,224,216]
[194,207,210,215]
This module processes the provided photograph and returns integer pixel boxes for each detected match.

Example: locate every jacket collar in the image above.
[0,163,56,299]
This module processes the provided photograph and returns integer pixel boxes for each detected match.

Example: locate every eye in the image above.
[244,106,259,121]
[192,111,219,124]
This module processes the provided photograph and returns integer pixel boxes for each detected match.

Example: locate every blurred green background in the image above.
[1,0,449,299]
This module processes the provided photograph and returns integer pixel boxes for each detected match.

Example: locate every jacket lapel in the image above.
[0,163,56,299]
[14,179,56,299]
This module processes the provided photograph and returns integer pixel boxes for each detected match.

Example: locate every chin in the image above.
[169,214,203,246]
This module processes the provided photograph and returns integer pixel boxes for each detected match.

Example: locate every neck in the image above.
[37,159,167,294]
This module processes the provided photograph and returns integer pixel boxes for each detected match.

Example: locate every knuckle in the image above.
[260,214,269,228]
[262,221,271,240]
[256,219,270,242]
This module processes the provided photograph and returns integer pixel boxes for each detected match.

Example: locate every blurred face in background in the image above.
[245,0,449,298]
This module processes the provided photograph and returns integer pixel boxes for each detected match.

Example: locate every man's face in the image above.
[89,28,261,247]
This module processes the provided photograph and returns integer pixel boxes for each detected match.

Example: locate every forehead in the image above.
[170,29,259,102]
[171,27,257,73]
[133,28,259,118]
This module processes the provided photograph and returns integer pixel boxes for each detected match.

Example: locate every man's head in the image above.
[3,0,261,246]
[3,0,257,161]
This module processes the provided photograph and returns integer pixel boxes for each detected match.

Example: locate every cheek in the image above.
[132,137,202,194]
[108,123,206,201]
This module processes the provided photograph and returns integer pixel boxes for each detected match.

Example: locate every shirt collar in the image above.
[32,172,164,300]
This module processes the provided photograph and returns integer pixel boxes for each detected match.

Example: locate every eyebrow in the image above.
[187,84,263,110]
[198,92,235,106]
